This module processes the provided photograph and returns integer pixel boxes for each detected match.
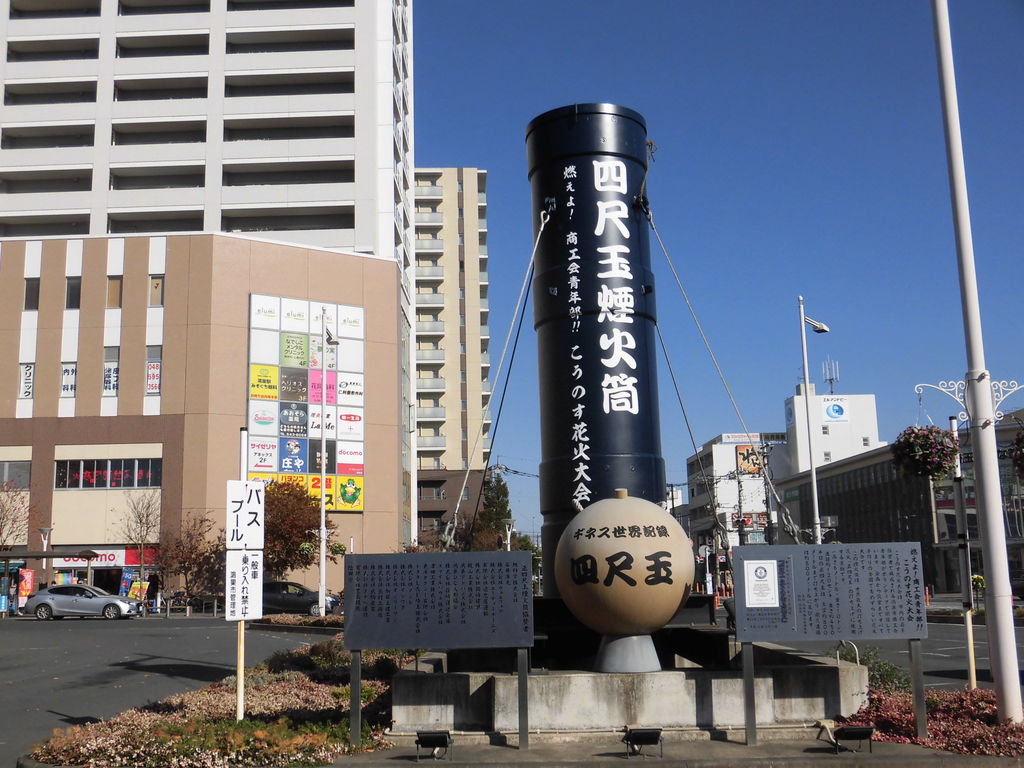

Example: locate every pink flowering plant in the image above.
[891,425,959,479]
[1010,430,1024,481]
[839,687,1024,756]
[30,638,412,767]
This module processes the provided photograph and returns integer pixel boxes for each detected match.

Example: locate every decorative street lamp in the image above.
[798,296,829,545]
[318,313,340,618]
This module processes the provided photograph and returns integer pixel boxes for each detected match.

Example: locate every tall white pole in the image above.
[931,0,1021,723]
[318,312,328,618]
[237,427,247,721]
[798,297,822,545]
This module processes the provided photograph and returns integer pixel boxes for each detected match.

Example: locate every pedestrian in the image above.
[146,573,160,610]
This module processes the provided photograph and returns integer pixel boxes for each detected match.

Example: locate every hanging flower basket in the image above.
[890,425,959,479]
[1010,430,1024,481]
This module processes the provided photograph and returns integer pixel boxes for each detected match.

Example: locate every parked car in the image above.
[262,581,340,615]
[25,585,142,620]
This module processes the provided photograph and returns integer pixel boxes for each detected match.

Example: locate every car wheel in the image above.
[103,604,121,620]
[308,603,321,616]
[35,604,53,620]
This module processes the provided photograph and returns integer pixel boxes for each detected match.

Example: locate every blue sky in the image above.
[412,1,1024,539]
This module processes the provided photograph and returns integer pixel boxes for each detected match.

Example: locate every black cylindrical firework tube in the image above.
[526,104,665,596]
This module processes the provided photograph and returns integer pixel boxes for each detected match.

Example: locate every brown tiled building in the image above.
[0,233,411,593]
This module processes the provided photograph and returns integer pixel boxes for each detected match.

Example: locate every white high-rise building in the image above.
[0,0,413,265]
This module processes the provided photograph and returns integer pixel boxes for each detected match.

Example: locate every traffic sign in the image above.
[226,480,265,550]
[225,550,264,621]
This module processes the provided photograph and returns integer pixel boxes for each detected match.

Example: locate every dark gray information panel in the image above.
[343,551,534,650]
[733,543,927,643]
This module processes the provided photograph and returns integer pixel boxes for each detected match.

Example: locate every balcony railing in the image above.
[415,238,443,251]
[414,185,443,196]
[416,407,446,420]
[416,377,446,391]
[415,265,443,278]
[415,212,443,224]
[415,292,444,306]
[417,435,446,448]
[415,321,444,333]
[416,349,445,362]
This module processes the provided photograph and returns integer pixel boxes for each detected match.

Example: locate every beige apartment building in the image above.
[413,168,491,543]
[0,234,409,592]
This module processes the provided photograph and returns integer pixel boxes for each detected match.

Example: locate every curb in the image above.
[249,621,343,635]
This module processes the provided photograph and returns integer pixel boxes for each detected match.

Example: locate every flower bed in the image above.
[30,639,409,767]
[257,613,345,628]
[840,688,1024,756]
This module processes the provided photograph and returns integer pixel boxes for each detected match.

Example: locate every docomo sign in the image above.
[54,549,125,567]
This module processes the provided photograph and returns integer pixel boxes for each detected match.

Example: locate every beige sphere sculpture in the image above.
[555,490,694,636]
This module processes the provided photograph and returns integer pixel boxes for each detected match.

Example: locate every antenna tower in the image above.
[822,357,840,395]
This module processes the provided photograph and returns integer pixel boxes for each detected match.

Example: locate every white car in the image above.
[25,585,142,620]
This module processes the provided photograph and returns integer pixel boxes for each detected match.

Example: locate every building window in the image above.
[149,275,164,306]
[24,278,40,310]
[54,458,162,489]
[821,425,829,435]
[824,451,832,463]
[19,363,34,399]
[66,277,81,309]
[146,345,162,394]
[862,437,870,447]
[0,461,31,487]
[60,363,77,397]
[106,276,122,308]
[103,347,119,396]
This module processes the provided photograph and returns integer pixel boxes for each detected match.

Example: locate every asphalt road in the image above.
[797,617,1024,689]
[0,615,331,767]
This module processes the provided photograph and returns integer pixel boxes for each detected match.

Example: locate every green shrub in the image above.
[835,644,911,692]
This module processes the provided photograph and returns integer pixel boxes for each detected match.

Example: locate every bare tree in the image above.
[154,510,220,598]
[0,481,31,550]
[118,490,162,592]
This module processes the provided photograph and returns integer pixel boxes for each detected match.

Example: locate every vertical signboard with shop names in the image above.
[526,104,665,594]
[247,296,366,512]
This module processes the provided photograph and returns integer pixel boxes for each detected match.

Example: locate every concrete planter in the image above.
[392,650,868,733]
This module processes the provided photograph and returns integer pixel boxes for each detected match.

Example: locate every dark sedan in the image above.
[262,581,340,616]
[25,585,142,620]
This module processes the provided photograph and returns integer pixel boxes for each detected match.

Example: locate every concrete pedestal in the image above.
[595,634,660,673]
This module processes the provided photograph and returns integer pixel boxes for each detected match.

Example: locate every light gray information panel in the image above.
[343,551,534,650]
[733,543,927,643]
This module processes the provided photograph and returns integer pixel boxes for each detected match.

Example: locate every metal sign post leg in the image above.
[742,642,756,745]
[909,639,927,738]
[517,647,529,750]
[350,650,362,748]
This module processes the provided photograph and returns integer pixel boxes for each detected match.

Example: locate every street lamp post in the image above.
[38,526,53,585]
[798,296,829,545]
[318,312,340,617]
[930,0,1022,723]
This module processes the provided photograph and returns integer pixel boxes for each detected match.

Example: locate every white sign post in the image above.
[225,479,265,721]
[226,480,265,551]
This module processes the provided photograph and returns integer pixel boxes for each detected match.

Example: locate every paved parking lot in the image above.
[0,615,329,766]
